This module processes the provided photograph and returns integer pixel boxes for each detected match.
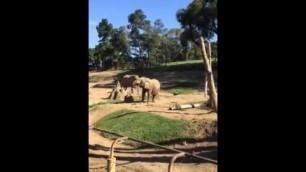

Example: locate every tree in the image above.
[88,48,95,61]
[142,19,167,66]
[177,0,218,112]
[111,26,129,53]
[153,19,167,35]
[166,29,184,61]
[88,48,96,71]
[96,19,114,44]
[210,41,217,60]
[110,26,130,69]
[95,19,116,70]
[127,9,148,59]
[140,20,153,65]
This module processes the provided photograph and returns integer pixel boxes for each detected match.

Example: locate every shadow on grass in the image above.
[108,111,139,120]
[89,100,119,109]
[162,82,199,90]
[91,62,218,96]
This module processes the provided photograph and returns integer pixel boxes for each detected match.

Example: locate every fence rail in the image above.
[92,127,217,164]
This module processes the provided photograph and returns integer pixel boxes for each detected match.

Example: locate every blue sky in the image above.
[89,0,217,48]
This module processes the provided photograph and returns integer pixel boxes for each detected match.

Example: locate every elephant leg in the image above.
[147,92,150,103]
[142,89,146,102]
[153,92,158,102]
[137,86,139,96]
[152,95,155,102]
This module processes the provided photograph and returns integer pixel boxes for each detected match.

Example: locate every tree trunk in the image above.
[204,42,212,98]
[199,37,218,112]
[204,75,208,98]
[208,42,214,108]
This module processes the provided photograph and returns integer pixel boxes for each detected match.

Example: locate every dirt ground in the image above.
[89,70,217,172]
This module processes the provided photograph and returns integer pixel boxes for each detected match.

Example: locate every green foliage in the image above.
[170,87,195,95]
[89,48,95,61]
[176,0,218,67]
[91,1,217,71]
[127,9,148,59]
[111,26,129,54]
[211,41,217,59]
[110,26,129,67]
[176,0,217,41]
[94,19,115,65]
[96,19,114,44]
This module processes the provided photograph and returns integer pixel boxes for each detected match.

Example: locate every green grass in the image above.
[139,60,217,72]
[170,87,195,95]
[163,82,199,95]
[89,76,100,83]
[94,109,190,147]
[89,100,119,111]
[164,60,203,66]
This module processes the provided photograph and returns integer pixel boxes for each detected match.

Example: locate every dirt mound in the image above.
[188,119,217,139]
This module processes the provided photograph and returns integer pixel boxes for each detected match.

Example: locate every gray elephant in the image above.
[120,74,140,95]
[133,77,160,102]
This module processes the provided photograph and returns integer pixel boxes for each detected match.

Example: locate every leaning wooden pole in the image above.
[204,42,212,98]
[208,42,213,107]
[199,37,218,112]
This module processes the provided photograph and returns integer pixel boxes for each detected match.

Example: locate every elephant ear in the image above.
[132,80,138,86]
[139,79,145,87]
[133,79,141,86]
[144,81,150,89]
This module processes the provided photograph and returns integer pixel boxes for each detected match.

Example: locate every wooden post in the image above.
[168,152,186,172]
[107,137,128,172]
[107,157,116,172]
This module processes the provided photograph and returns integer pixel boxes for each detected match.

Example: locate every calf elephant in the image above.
[134,77,160,102]
[120,74,140,95]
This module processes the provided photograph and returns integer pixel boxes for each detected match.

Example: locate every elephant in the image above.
[120,74,140,95]
[133,77,160,102]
